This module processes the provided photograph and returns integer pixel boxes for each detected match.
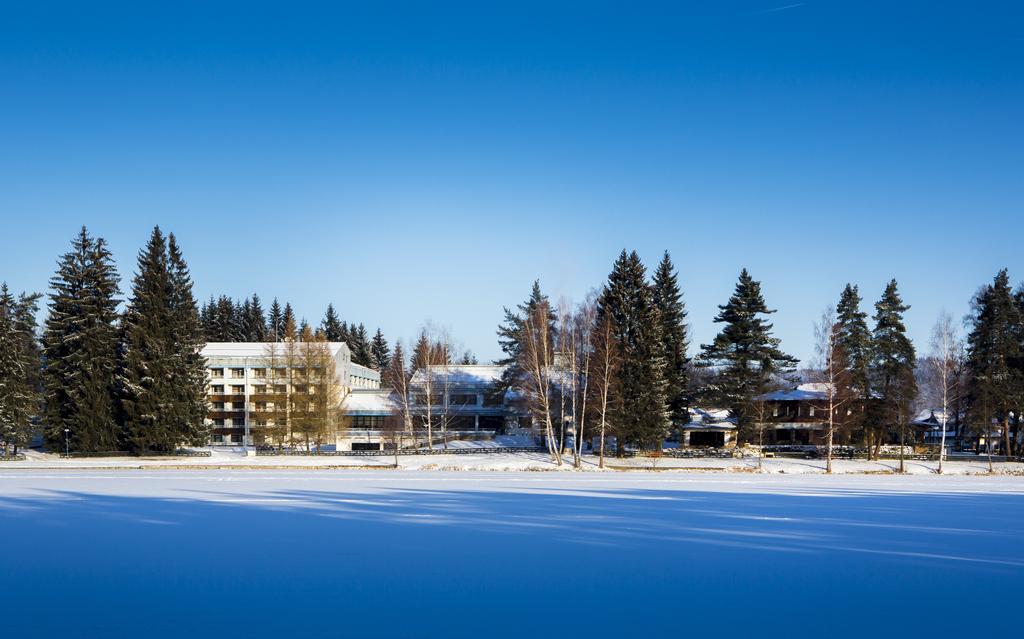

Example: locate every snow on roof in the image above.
[410,364,507,385]
[342,389,397,413]
[201,342,350,359]
[757,383,831,402]
[681,407,737,430]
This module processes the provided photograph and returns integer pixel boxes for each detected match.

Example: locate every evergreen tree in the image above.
[835,284,873,442]
[119,227,204,452]
[459,350,478,365]
[698,268,797,443]
[267,298,284,341]
[651,251,690,426]
[869,279,917,467]
[282,303,296,339]
[495,281,557,395]
[410,330,431,372]
[43,227,122,452]
[351,323,373,367]
[965,269,1023,456]
[339,320,351,345]
[0,285,42,454]
[200,296,216,340]
[245,294,267,341]
[322,303,343,341]
[166,234,209,446]
[598,250,669,450]
[299,318,310,339]
[370,328,391,371]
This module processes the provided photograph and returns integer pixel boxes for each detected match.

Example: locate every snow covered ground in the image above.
[8,447,1024,474]
[1,470,1022,638]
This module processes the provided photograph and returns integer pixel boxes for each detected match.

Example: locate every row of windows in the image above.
[208,367,323,379]
[209,384,325,395]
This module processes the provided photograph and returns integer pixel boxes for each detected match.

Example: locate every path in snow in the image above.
[1,471,1022,638]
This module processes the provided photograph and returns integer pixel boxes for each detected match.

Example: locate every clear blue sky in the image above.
[1,1,1021,365]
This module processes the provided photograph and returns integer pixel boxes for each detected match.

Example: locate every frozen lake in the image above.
[1,470,1022,637]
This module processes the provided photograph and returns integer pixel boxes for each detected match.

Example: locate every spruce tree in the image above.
[495,281,557,395]
[351,323,373,366]
[246,294,267,341]
[370,328,391,371]
[965,269,1022,456]
[322,303,343,341]
[698,268,797,443]
[267,298,284,341]
[651,251,690,426]
[0,285,41,454]
[410,331,431,372]
[597,250,669,451]
[869,279,917,468]
[835,284,873,443]
[282,303,296,338]
[117,230,208,452]
[166,234,209,446]
[43,227,122,452]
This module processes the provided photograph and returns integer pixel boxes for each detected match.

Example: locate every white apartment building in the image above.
[202,341,380,446]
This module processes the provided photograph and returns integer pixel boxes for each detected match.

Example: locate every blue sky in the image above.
[1,1,1021,364]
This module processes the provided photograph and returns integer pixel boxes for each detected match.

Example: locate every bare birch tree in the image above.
[589,313,619,469]
[519,299,561,464]
[813,308,851,473]
[927,311,964,474]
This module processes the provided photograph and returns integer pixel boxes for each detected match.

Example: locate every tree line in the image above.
[484,249,1024,467]
[199,295,390,371]
[0,227,209,454]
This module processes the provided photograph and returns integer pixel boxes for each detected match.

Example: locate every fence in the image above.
[256,446,545,457]
[60,450,212,459]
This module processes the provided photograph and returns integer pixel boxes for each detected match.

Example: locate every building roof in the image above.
[342,389,397,413]
[410,364,507,386]
[756,383,831,402]
[201,341,350,359]
[680,407,737,431]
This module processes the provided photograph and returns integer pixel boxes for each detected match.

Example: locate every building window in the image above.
[253,385,267,394]
[212,402,224,410]
[231,385,244,394]
[209,368,224,378]
[274,384,286,394]
[231,368,245,379]
[253,368,267,379]
[212,434,224,443]
[213,418,225,426]
[809,406,816,417]
[255,402,267,411]
[211,385,224,394]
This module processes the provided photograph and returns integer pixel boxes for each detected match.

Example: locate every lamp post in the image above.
[63,428,70,458]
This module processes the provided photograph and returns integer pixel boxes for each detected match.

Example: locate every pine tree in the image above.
[43,227,122,452]
[698,268,797,443]
[459,350,478,365]
[370,328,391,371]
[598,250,669,451]
[322,303,343,341]
[166,234,209,446]
[966,269,1022,457]
[339,320,351,345]
[652,251,690,426]
[869,279,917,469]
[835,284,872,443]
[351,323,373,367]
[267,298,284,341]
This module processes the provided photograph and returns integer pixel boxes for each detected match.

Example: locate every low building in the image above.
[202,341,380,446]
[330,364,526,451]
[754,383,834,445]
[678,408,737,447]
